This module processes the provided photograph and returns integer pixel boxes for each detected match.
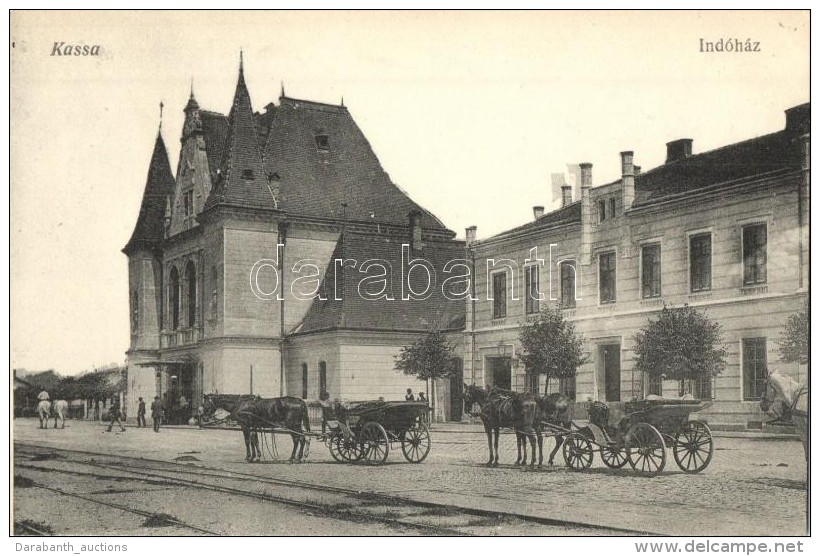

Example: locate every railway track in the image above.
[14,443,651,536]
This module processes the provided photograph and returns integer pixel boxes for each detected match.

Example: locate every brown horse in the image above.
[463,384,539,467]
[238,397,312,463]
[202,394,262,462]
[534,393,572,466]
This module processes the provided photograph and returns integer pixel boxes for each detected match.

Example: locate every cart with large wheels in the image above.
[324,400,431,465]
[562,398,714,477]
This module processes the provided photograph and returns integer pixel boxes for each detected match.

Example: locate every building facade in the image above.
[123,59,465,423]
[465,103,809,429]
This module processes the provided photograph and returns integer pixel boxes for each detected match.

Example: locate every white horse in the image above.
[36,400,51,429]
[51,400,68,429]
[760,370,808,461]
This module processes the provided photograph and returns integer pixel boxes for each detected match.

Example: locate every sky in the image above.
[9,10,809,375]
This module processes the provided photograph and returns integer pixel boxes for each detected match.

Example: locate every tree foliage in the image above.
[633,305,727,381]
[394,330,456,381]
[517,306,589,393]
[778,299,808,365]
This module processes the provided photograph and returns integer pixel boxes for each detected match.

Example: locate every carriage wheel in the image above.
[673,421,713,473]
[337,432,362,462]
[328,431,345,462]
[562,433,594,471]
[600,445,629,469]
[359,422,389,465]
[626,423,666,477]
[401,424,431,463]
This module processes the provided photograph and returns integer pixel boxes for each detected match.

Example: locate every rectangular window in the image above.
[598,199,607,222]
[525,265,539,314]
[560,261,576,309]
[609,198,616,219]
[743,338,767,401]
[492,272,507,318]
[694,375,712,401]
[641,243,662,298]
[301,364,308,399]
[689,233,712,292]
[743,223,767,285]
[599,252,616,303]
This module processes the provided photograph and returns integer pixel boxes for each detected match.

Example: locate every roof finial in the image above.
[340,95,345,107]
[159,100,164,131]
[189,78,195,100]
[280,80,285,98]
[239,49,244,73]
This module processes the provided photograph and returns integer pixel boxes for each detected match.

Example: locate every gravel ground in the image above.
[12,418,808,536]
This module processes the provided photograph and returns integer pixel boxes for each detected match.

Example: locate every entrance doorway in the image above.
[599,345,621,401]
[449,358,463,421]
[486,357,512,391]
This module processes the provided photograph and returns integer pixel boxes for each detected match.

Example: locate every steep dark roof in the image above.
[123,132,176,253]
[483,201,582,243]
[294,233,466,335]
[633,129,802,206]
[200,110,229,180]
[263,96,450,232]
[204,64,276,211]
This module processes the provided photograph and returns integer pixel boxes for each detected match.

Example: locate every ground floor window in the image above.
[743,337,767,400]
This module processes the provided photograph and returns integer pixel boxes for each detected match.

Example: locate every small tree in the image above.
[778,299,808,367]
[517,306,589,396]
[634,304,727,397]
[394,330,456,421]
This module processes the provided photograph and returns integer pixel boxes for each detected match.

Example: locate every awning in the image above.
[133,355,199,367]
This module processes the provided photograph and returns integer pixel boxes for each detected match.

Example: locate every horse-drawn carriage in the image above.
[325,400,431,465]
[201,394,431,465]
[558,398,714,476]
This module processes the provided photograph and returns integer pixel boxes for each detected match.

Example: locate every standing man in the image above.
[137,397,146,428]
[405,388,415,401]
[107,400,125,432]
[151,396,163,432]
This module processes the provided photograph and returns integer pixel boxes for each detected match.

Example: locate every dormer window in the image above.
[315,134,330,151]
[241,169,255,180]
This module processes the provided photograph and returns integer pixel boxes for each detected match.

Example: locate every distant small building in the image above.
[13,370,36,417]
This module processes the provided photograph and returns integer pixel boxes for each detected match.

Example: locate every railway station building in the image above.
[464,103,809,430]
[123,59,466,423]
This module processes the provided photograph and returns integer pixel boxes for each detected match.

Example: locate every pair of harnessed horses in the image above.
[202,394,311,463]
[37,399,68,429]
[463,384,571,467]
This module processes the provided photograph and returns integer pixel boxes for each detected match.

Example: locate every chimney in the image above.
[620,151,635,210]
[561,186,572,207]
[533,206,544,220]
[666,139,693,163]
[579,162,593,265]
[785,103,810,135]
[408,210,423,252]
[579,162,593,188]
[465,226,477,247]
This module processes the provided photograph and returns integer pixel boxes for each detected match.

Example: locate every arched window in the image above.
[301,363,308,399]
[319,361,327,398]
[169,266,180,330]
[185,261,197,328]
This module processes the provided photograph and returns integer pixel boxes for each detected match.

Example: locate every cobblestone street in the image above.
[12,418,807,536]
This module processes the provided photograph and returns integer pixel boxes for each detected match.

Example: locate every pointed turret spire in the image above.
[123,130,177,254]
[280,80,285,98]
[204,55,274,211]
